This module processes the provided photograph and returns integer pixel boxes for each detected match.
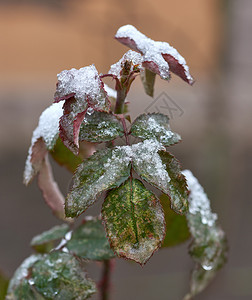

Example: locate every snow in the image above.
[115,24,193,82]
[103,83,117,98]
[182,169,218,226]
[109,50,143,79]
[23,102,63,185]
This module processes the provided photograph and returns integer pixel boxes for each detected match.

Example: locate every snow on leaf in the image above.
[140,68,156,97]
[104,83,117,99]
[54,65,110,154]
[7,252,96,300]
[65,147,132,218]
[79,111,124,143]
[131,113,181,146]
[182,170,228,300]
[23,102,63,185]
[102,178,165,265]
[115,25,194,84]
[158,151,189,214]
[66,217,115,260]
[108,50,143,80]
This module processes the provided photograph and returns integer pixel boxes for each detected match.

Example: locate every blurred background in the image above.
[0,0,251,299]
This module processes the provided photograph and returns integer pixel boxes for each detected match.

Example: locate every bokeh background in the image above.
[0,0,251,299]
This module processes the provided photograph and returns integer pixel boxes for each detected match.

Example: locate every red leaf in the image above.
[115,25,194,84]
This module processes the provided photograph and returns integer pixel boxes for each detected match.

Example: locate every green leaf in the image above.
[140,68,156,97]
[131,113,181,146]
[6,255,43,300]
[159,151,189,214]
[66,147,131,217]
[50,138,82,173]
[7,252,96,300]
[79,111,124,142]
[29,252,96,299]
[102,178,165,265]
[66,217,115,260]
[182,170,228,300]
[31,224,70,253]
[159,194,190,247]
[131,140,188,214]
[0,270,9,300]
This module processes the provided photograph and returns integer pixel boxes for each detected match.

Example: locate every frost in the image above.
[115,25,194,84]
[182,170,217,227]
[108,50,143,79]
[23,102,63,185]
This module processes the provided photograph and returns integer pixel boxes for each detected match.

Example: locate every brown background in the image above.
[0,1,252,299]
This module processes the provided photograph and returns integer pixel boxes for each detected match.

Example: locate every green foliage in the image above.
[102,178,165,265]
[66,217,115,260]
[131,113,181,146]
[0,271,9,300]
[18,24,227,300]
[6,253,96,300]
[65,147,131,217]
[160,194,190,247]
[79,111,124,142]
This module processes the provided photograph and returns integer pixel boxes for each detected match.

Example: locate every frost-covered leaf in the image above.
[108,50,143,81]
[115,25,194,84]
[140,68,156,97]
[65,147,132,217]
[6,255,42,300]
[31,224,70,253]
[131,113,181,146]
[159,151,189,214]
[7,252,96,300]
[50,138,82,173]
[24,102,63,185]
[79,111,124,142]
[160,194,190,247]
[0,270,9,300]
[182,170,228,300]
[102,178,165,265]
[54,65,110,154]
[66,217,115,260]
[37,154,66,220]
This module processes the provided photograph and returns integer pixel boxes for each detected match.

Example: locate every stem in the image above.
[114,88,126,114]
[100,260,112,300]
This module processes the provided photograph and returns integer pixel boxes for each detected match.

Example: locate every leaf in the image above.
[66,217,115,260]
[182,170,228,299]
[23,102,63,185]
[31,224,70,253]
[159,194,190,247]
[140,68,156,97]
[0,270,9,300]
[7,252,96,300]
[159,151,189,214]
[115,25,194,84]
[131,140,188,214]
[102,178,165,265]
[79,111,124,142]
[54,65,110,154]
[6,255,42,300]
[131,113,181,146]
[50,138,82,173]
[37,154,66,221]
[65,147,132,217]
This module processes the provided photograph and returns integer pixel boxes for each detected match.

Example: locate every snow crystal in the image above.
[23,102,63,185]
[182,170,217,227]
[109,50,143,79]
[103,84,117,99]
[55,65,107,111]
[115,25,193,82]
